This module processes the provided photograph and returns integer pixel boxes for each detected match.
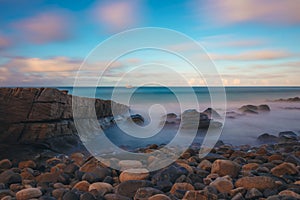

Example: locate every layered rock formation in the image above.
[0,88,128,152]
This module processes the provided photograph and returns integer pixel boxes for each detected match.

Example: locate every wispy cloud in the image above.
[200,0,300,26]
[210,49,293,61]
[0,34,12,50]
[13,11,73,44]
[91,0,143,32]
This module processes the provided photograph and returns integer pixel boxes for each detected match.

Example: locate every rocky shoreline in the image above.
[0,139,299,200]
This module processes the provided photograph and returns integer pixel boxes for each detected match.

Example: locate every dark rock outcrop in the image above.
[0,88,128,152]
[238,104,270,114]
[274,97,300,102]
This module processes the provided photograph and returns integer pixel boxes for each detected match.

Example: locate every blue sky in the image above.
[0,0,300,86]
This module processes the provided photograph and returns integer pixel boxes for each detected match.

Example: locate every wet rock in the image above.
[271,162,298,177]
[0,159,12,169]
[116,180,152,198]
[0,170,22,185]
[119,168,149,182]
[16,188,42,200]
[210,176,233,193]
[245,188,263,199]
[134,187,163,200]
[235,176,276,190]
[211,159,240,178]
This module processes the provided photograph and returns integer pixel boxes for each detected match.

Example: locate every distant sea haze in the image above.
[60,86,300,147]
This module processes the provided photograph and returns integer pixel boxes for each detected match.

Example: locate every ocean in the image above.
[59,86,300,148]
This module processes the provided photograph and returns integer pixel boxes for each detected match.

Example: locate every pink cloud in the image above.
[211,50,293,61]
[200,0,300,25]
[91,1,142,32]
[13,11,72,44]
[0,34,12,50]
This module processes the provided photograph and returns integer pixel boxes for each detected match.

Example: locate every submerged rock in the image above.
[257,133,278,144]
[181,109,222,129]
[129,114,144,125]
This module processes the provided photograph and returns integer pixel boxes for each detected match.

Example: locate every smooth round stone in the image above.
[73,180,90,192]
[80,192,96,200]
[148,194,171,200]
[18,160,36,169]
[0,170,22,185]
[62,191,79,200]
[279,190,300,199]
[211,159,240,178]
[119,160,143,170]
[170,182,194,195]
[242,163,259,171]
[16,188,42,200]
[210,177,233,193]
[119,168,149,182]
[88,182,113,194]
[271,162,298,176]
[198,159,212,171]
[235,176,276,190]
[0,159,12,169]
[245,188,263,199]
[52,188,68,199]
[71,153,85,166]
[104,193,130,200]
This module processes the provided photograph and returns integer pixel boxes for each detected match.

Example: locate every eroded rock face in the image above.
[0,88,128,151]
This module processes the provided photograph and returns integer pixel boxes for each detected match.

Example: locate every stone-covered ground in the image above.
[0,139,300,200]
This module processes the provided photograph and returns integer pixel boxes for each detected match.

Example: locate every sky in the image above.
[0,0,300,86]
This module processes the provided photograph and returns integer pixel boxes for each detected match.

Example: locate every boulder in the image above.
[119,168,149,182]
[16,188,42,200]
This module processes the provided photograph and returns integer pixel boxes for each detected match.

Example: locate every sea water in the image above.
[60,86,300,147]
